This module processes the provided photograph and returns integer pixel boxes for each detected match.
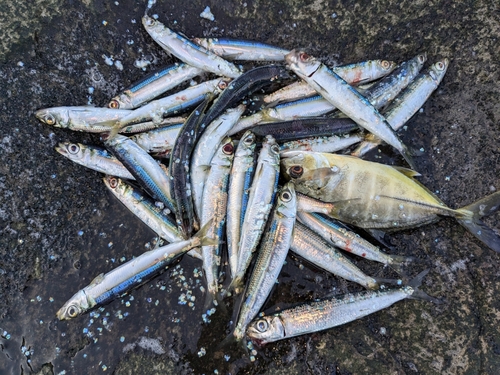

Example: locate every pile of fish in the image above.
[34,10,500,351]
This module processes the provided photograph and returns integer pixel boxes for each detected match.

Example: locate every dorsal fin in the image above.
[392,166,421,178]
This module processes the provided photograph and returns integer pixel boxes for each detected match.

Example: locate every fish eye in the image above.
[244,134,255,144]
[381,60,391,69]
[222,143,234,155]
[281,190,292,202]
[68,144,80,154]
[108,100,120,109]
[418,54,426,64]
[67,305,79,318]
[256,319,269,332]
[108,177,118,189]
[299,52,310,62]
[270,144,280,154]
[144,17,156,27]
[436,62,445,70]
[289,165,304,179]
[218,81,228,90]
[44,114,56,125]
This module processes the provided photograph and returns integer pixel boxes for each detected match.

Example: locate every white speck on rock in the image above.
[200,6,215,21]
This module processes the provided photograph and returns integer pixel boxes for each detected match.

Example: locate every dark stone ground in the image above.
[0,0,499,374]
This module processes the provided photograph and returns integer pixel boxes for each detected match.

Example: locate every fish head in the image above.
[103,175,129,197]
[55,142,85,161]
[276,181,297,219]
[260,135,280,166]
[35,107,69,128]
[56,290,91,320]
[212,137,235,167]
[108,94,130,110]
[236,130,257,156]
[379,59,397,73]
[281,151,344,197]
[285,49,321,78]
[142,15,164,33]
[246,316,285,345]
[429,58,449,83]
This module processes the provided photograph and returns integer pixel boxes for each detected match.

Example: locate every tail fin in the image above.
[455,191,500,253]
[407,269,443,304]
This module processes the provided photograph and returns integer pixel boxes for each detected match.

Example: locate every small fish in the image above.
[247,270,439,345]
[233,182,297,341]
[55,142,135,180]
[281,151,500,252]
[285,50,416,170]
[193,37,290,61]
[56,221,215,320]
[109,63,204,109]
[142,15,242,78]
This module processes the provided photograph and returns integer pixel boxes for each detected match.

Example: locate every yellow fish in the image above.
[281,151,500,252]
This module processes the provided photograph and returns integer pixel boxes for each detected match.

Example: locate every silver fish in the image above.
[247,270,436,345]
[285,50,416,170]
[142,15,242,78]
[56,222,215,320]
[55,142,135,180]
[233,182,297,341]
[226,131,257,279]
[230,136,280,293]
[109,63,204,109]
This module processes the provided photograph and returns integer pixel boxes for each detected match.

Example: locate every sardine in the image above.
[247,270,437,345]
[226,131,257,279]
[285,50,416,170]
[109,63,204,109]
[128,122,183,154]
[56,222,215,320]
[193,38,290,61]
[230,136,281,293]
[233,182,297,341]
[55,142,135,180]
[142,15,242,78]
[104,134,175,213]
[279,134,363,153]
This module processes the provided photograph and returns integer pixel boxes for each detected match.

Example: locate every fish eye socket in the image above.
[299,52,310,62]
[222,143,234,155]
[418,54,426,64]
[271,144,280,154]
[68,144,80,154]
[256,319,269,332]
[381,60,391,69]
[109,177,118,189]
[67,305,79,318]
[436,62,445,70]
[45,115,55,125]
[218,81,228,90]
[244,135,255,144]
[289,165,304,179]
[109,100,120,109]
[281,191,292,202]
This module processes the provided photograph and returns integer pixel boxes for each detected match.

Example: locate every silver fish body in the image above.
[280,134,363,153]
[226,131,257,279]
[247,278,421,344]
[193,37,290,61]
[285,50,415,170]
[353,59,449,157]
[109,63,204,109]
[143,16,242,78]
[233,182,297,341]
[290,221,379,289]
[191,105,246,220]
[113,78,229,129]
[104,134,175,212]
[231,136,280,292]
[200,138,235,303]
[35,106,131,132]
[128,122,183,153]
[55,142,135,180]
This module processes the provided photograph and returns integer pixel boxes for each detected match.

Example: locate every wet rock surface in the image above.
[1,0,499,374]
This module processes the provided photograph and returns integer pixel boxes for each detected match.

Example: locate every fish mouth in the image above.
[54,143,68,156]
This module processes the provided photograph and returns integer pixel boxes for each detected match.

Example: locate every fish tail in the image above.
[407,269,443,304]
[455,191,500,253]
[399,143,419,172]
[195,218,218,247]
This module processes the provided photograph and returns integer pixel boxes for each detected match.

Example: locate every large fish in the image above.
[281,151,500,252]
